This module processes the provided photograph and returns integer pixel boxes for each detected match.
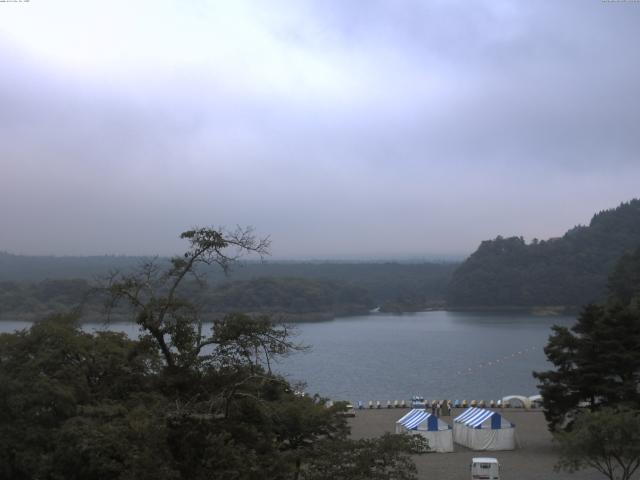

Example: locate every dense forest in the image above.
[0,253,145,282]
[204,277,374,320]
[0,254,457,307]
[0,277,373,322]
[0,262,456,321]
[447,199,640,308]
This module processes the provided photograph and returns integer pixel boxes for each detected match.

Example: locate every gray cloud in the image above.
[0,1,639,258]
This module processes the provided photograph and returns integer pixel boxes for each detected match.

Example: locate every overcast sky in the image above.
[1,0,639,259]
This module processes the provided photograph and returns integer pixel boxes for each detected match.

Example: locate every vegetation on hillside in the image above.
[0,252,145,282]
[0,260,455,321]
[0,276,374,322]
[0,279,89,319]
[448,199,640,308]
[204,277,375,319]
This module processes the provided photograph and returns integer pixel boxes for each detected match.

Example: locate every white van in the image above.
[471,457,500,480]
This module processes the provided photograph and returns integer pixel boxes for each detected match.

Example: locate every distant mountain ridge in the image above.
[0,253,146,282]
[446,199,640,308]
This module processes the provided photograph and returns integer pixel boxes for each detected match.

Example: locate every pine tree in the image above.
[534,246,640,431]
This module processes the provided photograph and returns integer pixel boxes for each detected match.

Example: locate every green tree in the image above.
[555,408,640,480]
[105,226,270,370]
[0,313,343,480]
[271,396,349,480]
[534,247,640,431]
[301,433,426,480]
[0,314,170,480]
[608,246,640,307]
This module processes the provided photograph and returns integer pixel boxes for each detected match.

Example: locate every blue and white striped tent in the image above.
[395,409,453,452]
[453,408,516,451]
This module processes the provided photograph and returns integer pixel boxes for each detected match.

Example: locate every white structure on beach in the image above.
[395,409,454,452]
[453,408,516,451]
[501,394,543,409]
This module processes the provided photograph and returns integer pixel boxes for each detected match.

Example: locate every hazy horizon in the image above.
[0,196,631,261]
[0,246,465,263]
[1,1,639,258]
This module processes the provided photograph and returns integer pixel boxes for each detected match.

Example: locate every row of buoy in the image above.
[356,399,513,409]
[452,399,511,408]
[455,346,537,376]
[360,400,407,409]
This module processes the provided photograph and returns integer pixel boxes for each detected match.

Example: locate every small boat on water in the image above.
[411,395,426,409]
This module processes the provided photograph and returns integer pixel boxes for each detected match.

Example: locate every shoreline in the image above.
[442,305,579,316]
[0,304,581,324]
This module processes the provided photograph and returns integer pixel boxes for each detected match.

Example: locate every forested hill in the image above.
[0,253,456,308]
[447,199,640,308]
[203,277,375,320]
[0,255,457,320]
[0,253,144,282]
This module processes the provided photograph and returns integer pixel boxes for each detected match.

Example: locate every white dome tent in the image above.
[453,408,516,451]
[501,394,544,409]
[395,409,454,453]
[502,395,530,408]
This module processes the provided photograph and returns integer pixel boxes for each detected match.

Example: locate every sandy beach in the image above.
[348,408,630,480]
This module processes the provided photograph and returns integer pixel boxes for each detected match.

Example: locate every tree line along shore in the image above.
[2,199,640,322]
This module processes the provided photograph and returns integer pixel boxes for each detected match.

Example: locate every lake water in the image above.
[0,310,574,403]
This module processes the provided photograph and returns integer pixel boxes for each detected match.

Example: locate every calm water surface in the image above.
[274,311,573,402]
[1,311,573,403]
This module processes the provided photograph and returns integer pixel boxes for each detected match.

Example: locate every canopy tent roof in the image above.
[396,409,454,452]
[397,409,450,431]
[454,408,513,429]
[453,408,516,450]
